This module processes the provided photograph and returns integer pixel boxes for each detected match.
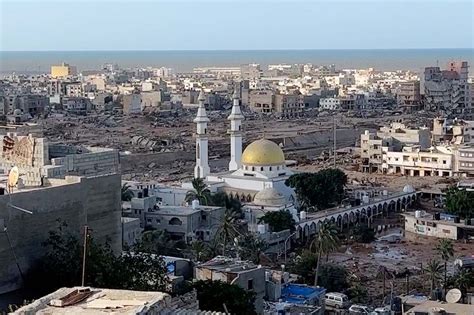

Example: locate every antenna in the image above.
[446,288,462,304]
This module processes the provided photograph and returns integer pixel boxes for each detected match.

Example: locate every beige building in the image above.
[360,123,431,173]
[403,211,474,240]
[397,81,421,111]
[249,89,274,113]
[51,62,77,78]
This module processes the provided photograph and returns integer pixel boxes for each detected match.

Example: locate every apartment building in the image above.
[50,62,77,78]
[249,90,274,113]
[360,123,431,173]
[423,61,470,115]
[382,146,453,177]
[397,81,421,111]
[274,93,305,117]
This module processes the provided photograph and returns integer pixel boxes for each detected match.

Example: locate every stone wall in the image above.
[0,173,121,294]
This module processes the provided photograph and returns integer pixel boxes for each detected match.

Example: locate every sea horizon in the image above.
[1,48,473,74]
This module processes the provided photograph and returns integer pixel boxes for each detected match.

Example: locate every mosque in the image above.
[190,90,297,208]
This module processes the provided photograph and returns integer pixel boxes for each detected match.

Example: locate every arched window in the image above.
[269,166,272,171]
[169,217,183,225]
[252,167,255,171]
[260,167,264,171]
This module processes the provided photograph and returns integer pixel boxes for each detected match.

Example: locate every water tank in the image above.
[415,210,422,218]
[383,190,388,196]
[192,199,199,209]
[143,188,149,197]
[300,211,307,220]
[362,195,370,204]
[454,217,460,224]
[265,271,271,281]
[434,212,441,220]
[257,224,266,234]
[365,130,370,135]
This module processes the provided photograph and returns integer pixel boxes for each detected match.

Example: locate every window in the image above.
[169,217,183,225]
[247,279,254,290]
[156,219,161,224]
[443,160,447,164]
[260,167,264,171]
[442,229,451,234]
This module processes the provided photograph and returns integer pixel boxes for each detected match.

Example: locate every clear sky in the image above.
[1,0,473,51]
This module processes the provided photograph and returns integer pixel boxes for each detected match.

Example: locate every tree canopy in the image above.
[193,280,256,315]
[25,221,168,297]
[185,177,211,205]
[351,224,376,243]
[258,210,295,232]
[445,186,474,219]
[285,168,347,210]
[237,233,268,264]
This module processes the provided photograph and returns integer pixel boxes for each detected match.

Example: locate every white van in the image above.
[325,292,350,309]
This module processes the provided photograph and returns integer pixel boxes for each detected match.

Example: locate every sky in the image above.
[0,0,473,51]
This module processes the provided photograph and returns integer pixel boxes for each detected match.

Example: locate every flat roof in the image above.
[403,212,474,229]
[12,287,170,315]
[197,256,260,273]
[405,300,474,314]
[156,205,222,216]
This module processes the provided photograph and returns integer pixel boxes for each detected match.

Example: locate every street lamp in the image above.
[284,231,298,263]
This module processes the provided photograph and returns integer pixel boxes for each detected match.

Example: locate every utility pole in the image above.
[81,225,89,287]
[333,116,336,168]
[406,270,410,294]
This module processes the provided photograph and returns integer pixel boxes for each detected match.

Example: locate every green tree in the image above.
[210,192,243,217]
[290,250,318,285]
[24,221,168,297]
[445,186,474,219]
[215,209,241,255]
[351,224,376,243]
[347,282,368,304]
[193,280,256,315]
[258,210,295,232]
[121,183,134,201]
[237,233,268,264]
[186,177,211,205]
[424,259,443,294]
[310,221,340,286]
[453,268,474,303]
[138,230,183,256]
[285,168,347,210]
[190,240,209,262]
[318,264,349,292]
[435,238,454,294]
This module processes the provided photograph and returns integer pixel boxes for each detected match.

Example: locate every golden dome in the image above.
[241,139,285,166]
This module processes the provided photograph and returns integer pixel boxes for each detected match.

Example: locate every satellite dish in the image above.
[446,288,462,303]
[7,166,19,190]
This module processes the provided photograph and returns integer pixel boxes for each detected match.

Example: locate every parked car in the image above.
[349,304,375,314]
[325,292,350,309]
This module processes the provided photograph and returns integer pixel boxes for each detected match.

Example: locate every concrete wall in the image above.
[0,173,121,294]
[404,215,458,240]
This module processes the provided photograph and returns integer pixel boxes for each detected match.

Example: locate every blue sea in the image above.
[0,49,473,74]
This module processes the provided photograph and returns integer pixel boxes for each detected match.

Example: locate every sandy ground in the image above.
[327,228,473,305]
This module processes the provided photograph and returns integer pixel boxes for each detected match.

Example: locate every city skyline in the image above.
[1,0,473,51]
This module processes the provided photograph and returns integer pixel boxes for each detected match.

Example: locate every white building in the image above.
[319,98,341,111]
[187,89,296,204]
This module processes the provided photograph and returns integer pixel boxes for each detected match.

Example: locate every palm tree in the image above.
[310,221,339,286]
[237,233,268,264]
[121,183,134,201]
[425,259,443,294]
[453,268,474,303]
[191,240,209,262]
[215,209,240,256]
[435,238,454,294]
[185,178,211,205]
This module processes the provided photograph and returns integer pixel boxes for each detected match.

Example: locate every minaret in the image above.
[194,90,210,178]
[228,88,244,171]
